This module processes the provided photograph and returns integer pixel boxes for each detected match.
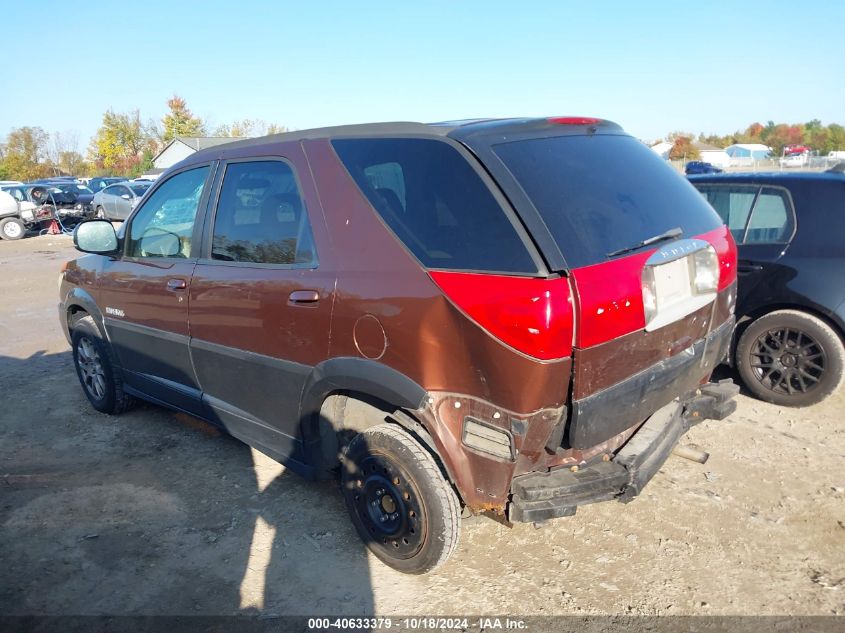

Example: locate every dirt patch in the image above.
[0,234,843,616]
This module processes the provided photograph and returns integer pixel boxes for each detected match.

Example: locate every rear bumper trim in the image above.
[568,316,735,449]
[508,378,738,523]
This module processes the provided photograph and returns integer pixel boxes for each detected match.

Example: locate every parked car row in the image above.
[0,175,152,239]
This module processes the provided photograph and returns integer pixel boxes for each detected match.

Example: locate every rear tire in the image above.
[71,316,134,414]
[0,217,26,240]
[341,423,460,574]
[736,309,844,407]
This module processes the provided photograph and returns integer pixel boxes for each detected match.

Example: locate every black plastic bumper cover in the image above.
[508,377,739,523]
[568,317,735,449]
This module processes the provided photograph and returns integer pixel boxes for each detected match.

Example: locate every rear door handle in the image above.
[288,290,320,305]
[737,263,763,274]
[166,278,188,291]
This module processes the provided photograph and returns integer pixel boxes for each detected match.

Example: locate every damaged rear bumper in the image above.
[508,378,738,523]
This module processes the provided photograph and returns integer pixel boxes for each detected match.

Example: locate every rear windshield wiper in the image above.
[607,227,683,258]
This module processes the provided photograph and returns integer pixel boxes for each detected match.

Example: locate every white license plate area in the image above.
[653,256,692,310]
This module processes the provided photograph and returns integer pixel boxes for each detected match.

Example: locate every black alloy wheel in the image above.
[737,310,844,407]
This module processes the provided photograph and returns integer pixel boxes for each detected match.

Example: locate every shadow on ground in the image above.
[0,350,375,616]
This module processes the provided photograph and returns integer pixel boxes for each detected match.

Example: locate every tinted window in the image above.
[101,185,119,196]
[493,134,723,269]
[696,185,758,243]
[211,160,316,266]
[127,166,209,258]
[695,184,795,245]
[746,188,793,243]
[333,138,537,273]
[130,184,150,196]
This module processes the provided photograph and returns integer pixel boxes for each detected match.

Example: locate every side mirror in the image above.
[74,220,118,254]
[121,194,131,200]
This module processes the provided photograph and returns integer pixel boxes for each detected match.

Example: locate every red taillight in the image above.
[548,116,602,126]
[429,271,573,360]
[698,225,737,290]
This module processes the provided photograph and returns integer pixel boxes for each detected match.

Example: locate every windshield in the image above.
[493,134,723,268]
[130,184,150,196]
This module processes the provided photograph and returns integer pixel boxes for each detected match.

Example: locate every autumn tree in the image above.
[48,132,88,176]
[89,109,149,174]
[161,95,206,142]
[213,119,287,138]
[0,126,51,181]
[669,136,700,160]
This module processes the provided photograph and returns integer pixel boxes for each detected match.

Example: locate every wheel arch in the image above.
[63,289,107,344]
[298,358,435,476]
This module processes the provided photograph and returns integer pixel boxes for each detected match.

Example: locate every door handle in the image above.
[288,290,320,305]
[737,263,763,274]
[166,278,188,291]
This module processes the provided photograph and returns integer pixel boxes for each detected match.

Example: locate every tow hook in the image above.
[683,379,740,425]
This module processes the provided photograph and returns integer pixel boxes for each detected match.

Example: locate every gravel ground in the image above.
[1,233,843,617]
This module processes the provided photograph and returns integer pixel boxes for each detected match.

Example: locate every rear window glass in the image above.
[493,135,723,269]
[332,138,538,274]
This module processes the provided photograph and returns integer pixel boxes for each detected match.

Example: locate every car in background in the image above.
[26,184,78,209]
[691,172,845,406]
[88,177,127,193]
[685,161,723,175]
[53,183,95,213]
[780,154,808,168]
[92,181,151,220]
[0,189,52,240]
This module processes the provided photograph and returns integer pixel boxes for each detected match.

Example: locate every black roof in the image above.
[187,117,624,163]
[689,172,845,185]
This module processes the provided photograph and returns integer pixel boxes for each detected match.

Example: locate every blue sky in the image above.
[5,0,844,150]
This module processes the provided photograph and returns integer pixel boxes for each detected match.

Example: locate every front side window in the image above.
[211,160,316,266]
[127,166,209,258]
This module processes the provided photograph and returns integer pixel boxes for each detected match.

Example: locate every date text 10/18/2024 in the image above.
[307,617,528,630]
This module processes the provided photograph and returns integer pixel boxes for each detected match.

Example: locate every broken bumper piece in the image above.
[508,379,739,523]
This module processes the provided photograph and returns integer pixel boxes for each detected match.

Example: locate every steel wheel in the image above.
[341,423,460,574]
[348,452,426,559]
[77,336,107,401]
[0,218,25,240]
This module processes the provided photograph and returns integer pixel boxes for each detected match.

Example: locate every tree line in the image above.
[0,95,286,181]
[3,107,843,180]
[668,119,845,160]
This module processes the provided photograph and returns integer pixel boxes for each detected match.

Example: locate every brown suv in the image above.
[61,117,739,573]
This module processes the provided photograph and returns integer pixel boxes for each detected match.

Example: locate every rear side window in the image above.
[211,160,316,266]
[695,184,794,244]
[697,185,758,243]
[332,138,538,274]
[493,135,723,269]
[746,188,792,243]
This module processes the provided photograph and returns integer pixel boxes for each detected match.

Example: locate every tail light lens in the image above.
[429,271,573,360]
[548,116,602,125]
